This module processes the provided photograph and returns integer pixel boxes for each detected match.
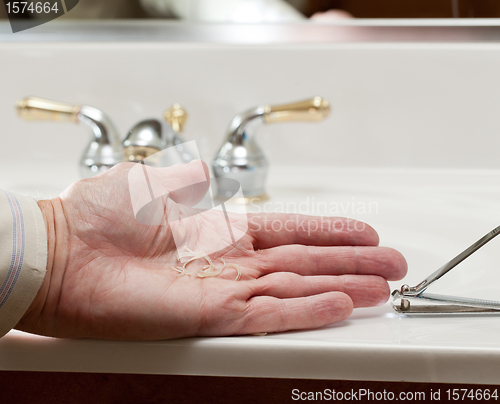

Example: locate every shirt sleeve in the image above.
[0,191,47,337]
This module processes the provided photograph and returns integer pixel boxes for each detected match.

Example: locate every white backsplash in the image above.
[2,36,500,182]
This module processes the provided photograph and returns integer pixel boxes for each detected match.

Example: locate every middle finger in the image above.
[253,245,407,280]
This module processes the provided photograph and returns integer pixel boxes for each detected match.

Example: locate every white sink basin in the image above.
[1,166,499,384]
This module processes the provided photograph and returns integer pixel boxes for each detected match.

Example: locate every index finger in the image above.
[247,213,379,249]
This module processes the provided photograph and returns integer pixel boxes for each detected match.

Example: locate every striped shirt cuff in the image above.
[0,191,47,337]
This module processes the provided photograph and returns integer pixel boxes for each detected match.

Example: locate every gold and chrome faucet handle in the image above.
[263,96,330,124]
[163,103,188,133]
[16,96,123,178]
[16,97,81,123]
[213,95,331,201]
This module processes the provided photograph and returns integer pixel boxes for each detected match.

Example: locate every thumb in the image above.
[128,160,210,221]
[167,160,210,206]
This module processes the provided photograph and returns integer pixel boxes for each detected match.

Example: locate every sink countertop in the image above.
[1,166,500,384]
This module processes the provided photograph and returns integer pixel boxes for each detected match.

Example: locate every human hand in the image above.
[17,161,406,340]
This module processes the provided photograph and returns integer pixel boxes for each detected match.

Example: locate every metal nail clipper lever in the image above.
[392,225,500,314]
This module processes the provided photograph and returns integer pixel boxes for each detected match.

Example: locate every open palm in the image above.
[18,162,406,340]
